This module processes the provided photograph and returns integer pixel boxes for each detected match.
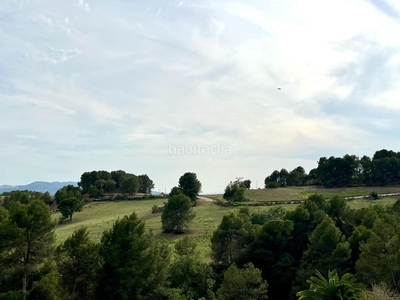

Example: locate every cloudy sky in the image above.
[1,0,400,193]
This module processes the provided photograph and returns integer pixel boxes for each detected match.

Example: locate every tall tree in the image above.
[56,227,101,300]
[211,212,252,266]
[0,200,55,300]
[58,197,84,221]
[161,194,195,233]
[178,172,201,202]
[138,174,154,194]
[96,212,169,299]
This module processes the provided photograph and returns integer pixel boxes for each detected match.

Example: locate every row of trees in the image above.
[265,149,400,188]
[78,170,154,197]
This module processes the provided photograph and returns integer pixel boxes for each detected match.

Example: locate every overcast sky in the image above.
[1,0,400,193]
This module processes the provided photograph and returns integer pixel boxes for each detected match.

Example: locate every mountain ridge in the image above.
[0,181,77,195]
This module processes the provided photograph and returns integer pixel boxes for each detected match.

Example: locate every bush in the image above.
[369,191,379,200]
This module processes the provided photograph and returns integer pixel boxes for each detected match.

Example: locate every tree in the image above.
[96,212,169,299]
[138,174,154,194]
[58,197,84,221]
[178,172,201,202]
[298,217,351,285]
[56,227,101,300]
[0,200,55,299]
[169,238,215,299]
[162,194,195,233]
[297,270,367,300]
[248,220,295,299]
[120,174,139,194]
[242,180,251,189]
[217,263,268,300]
[356,215,400,290]
[211,212,252,266]
[55,185,82,204]
[224,179,246,202]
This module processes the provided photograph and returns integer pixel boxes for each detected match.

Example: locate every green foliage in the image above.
[249,219,295,299]
[2,191,52,209]
[217,263,268,300]
[120,174,139,194]
[369,191,379,200]
[211,212,252,266]
[178,172,201,202]
[0,200,56,298]
[78,170,154,195]
[96,212,169,299]
[223,179,247,201]
[138,174,154,194]
[56,227,101,300]
[55,185,82,205]
[297,270,367,300]
[174,237,198,257]
[169,186,184,197]
[303,217,350,275]
[265,167,306,188]
[27,271,60,300]
[356,215,400,290]
[162,194,195,233]
[58,197,84,221]
[251,206,287,225]
[169,239,215,300]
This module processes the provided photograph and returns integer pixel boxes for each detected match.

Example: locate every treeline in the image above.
[78,170,154,198]
[1,190,52,208]
[265,149,400,188]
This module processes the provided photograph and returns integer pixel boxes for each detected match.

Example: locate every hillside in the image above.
[208,185,400,203]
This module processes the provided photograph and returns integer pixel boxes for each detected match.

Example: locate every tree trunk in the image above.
[22,270,27,300]
[71,278,78,300]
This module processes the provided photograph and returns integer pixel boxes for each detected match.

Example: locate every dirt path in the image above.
[198,196,215,202]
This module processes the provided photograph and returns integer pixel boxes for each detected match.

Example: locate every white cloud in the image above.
[77,0,90,12]
[1,0,400,191]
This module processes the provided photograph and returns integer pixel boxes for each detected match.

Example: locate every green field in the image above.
[54,187,400,260]
[54,199,235,260]
[240,185,400,203]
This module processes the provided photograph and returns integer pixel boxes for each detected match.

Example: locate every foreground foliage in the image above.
[297,270,367,300]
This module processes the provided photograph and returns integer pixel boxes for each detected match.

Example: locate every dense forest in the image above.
[265,149,400,188]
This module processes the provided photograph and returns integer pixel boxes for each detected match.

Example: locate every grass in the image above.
[54,187,400,261]
[242,186,400,203]
[54,199,235,261]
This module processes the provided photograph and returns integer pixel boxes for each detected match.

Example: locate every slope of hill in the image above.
[0,181,77,195]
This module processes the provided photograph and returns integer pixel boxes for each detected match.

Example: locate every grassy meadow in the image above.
[54,186,400,260]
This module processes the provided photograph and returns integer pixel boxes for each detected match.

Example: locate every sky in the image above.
[1,0,400,193]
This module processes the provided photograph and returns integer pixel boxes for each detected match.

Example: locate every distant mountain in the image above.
[0,181,77,195]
